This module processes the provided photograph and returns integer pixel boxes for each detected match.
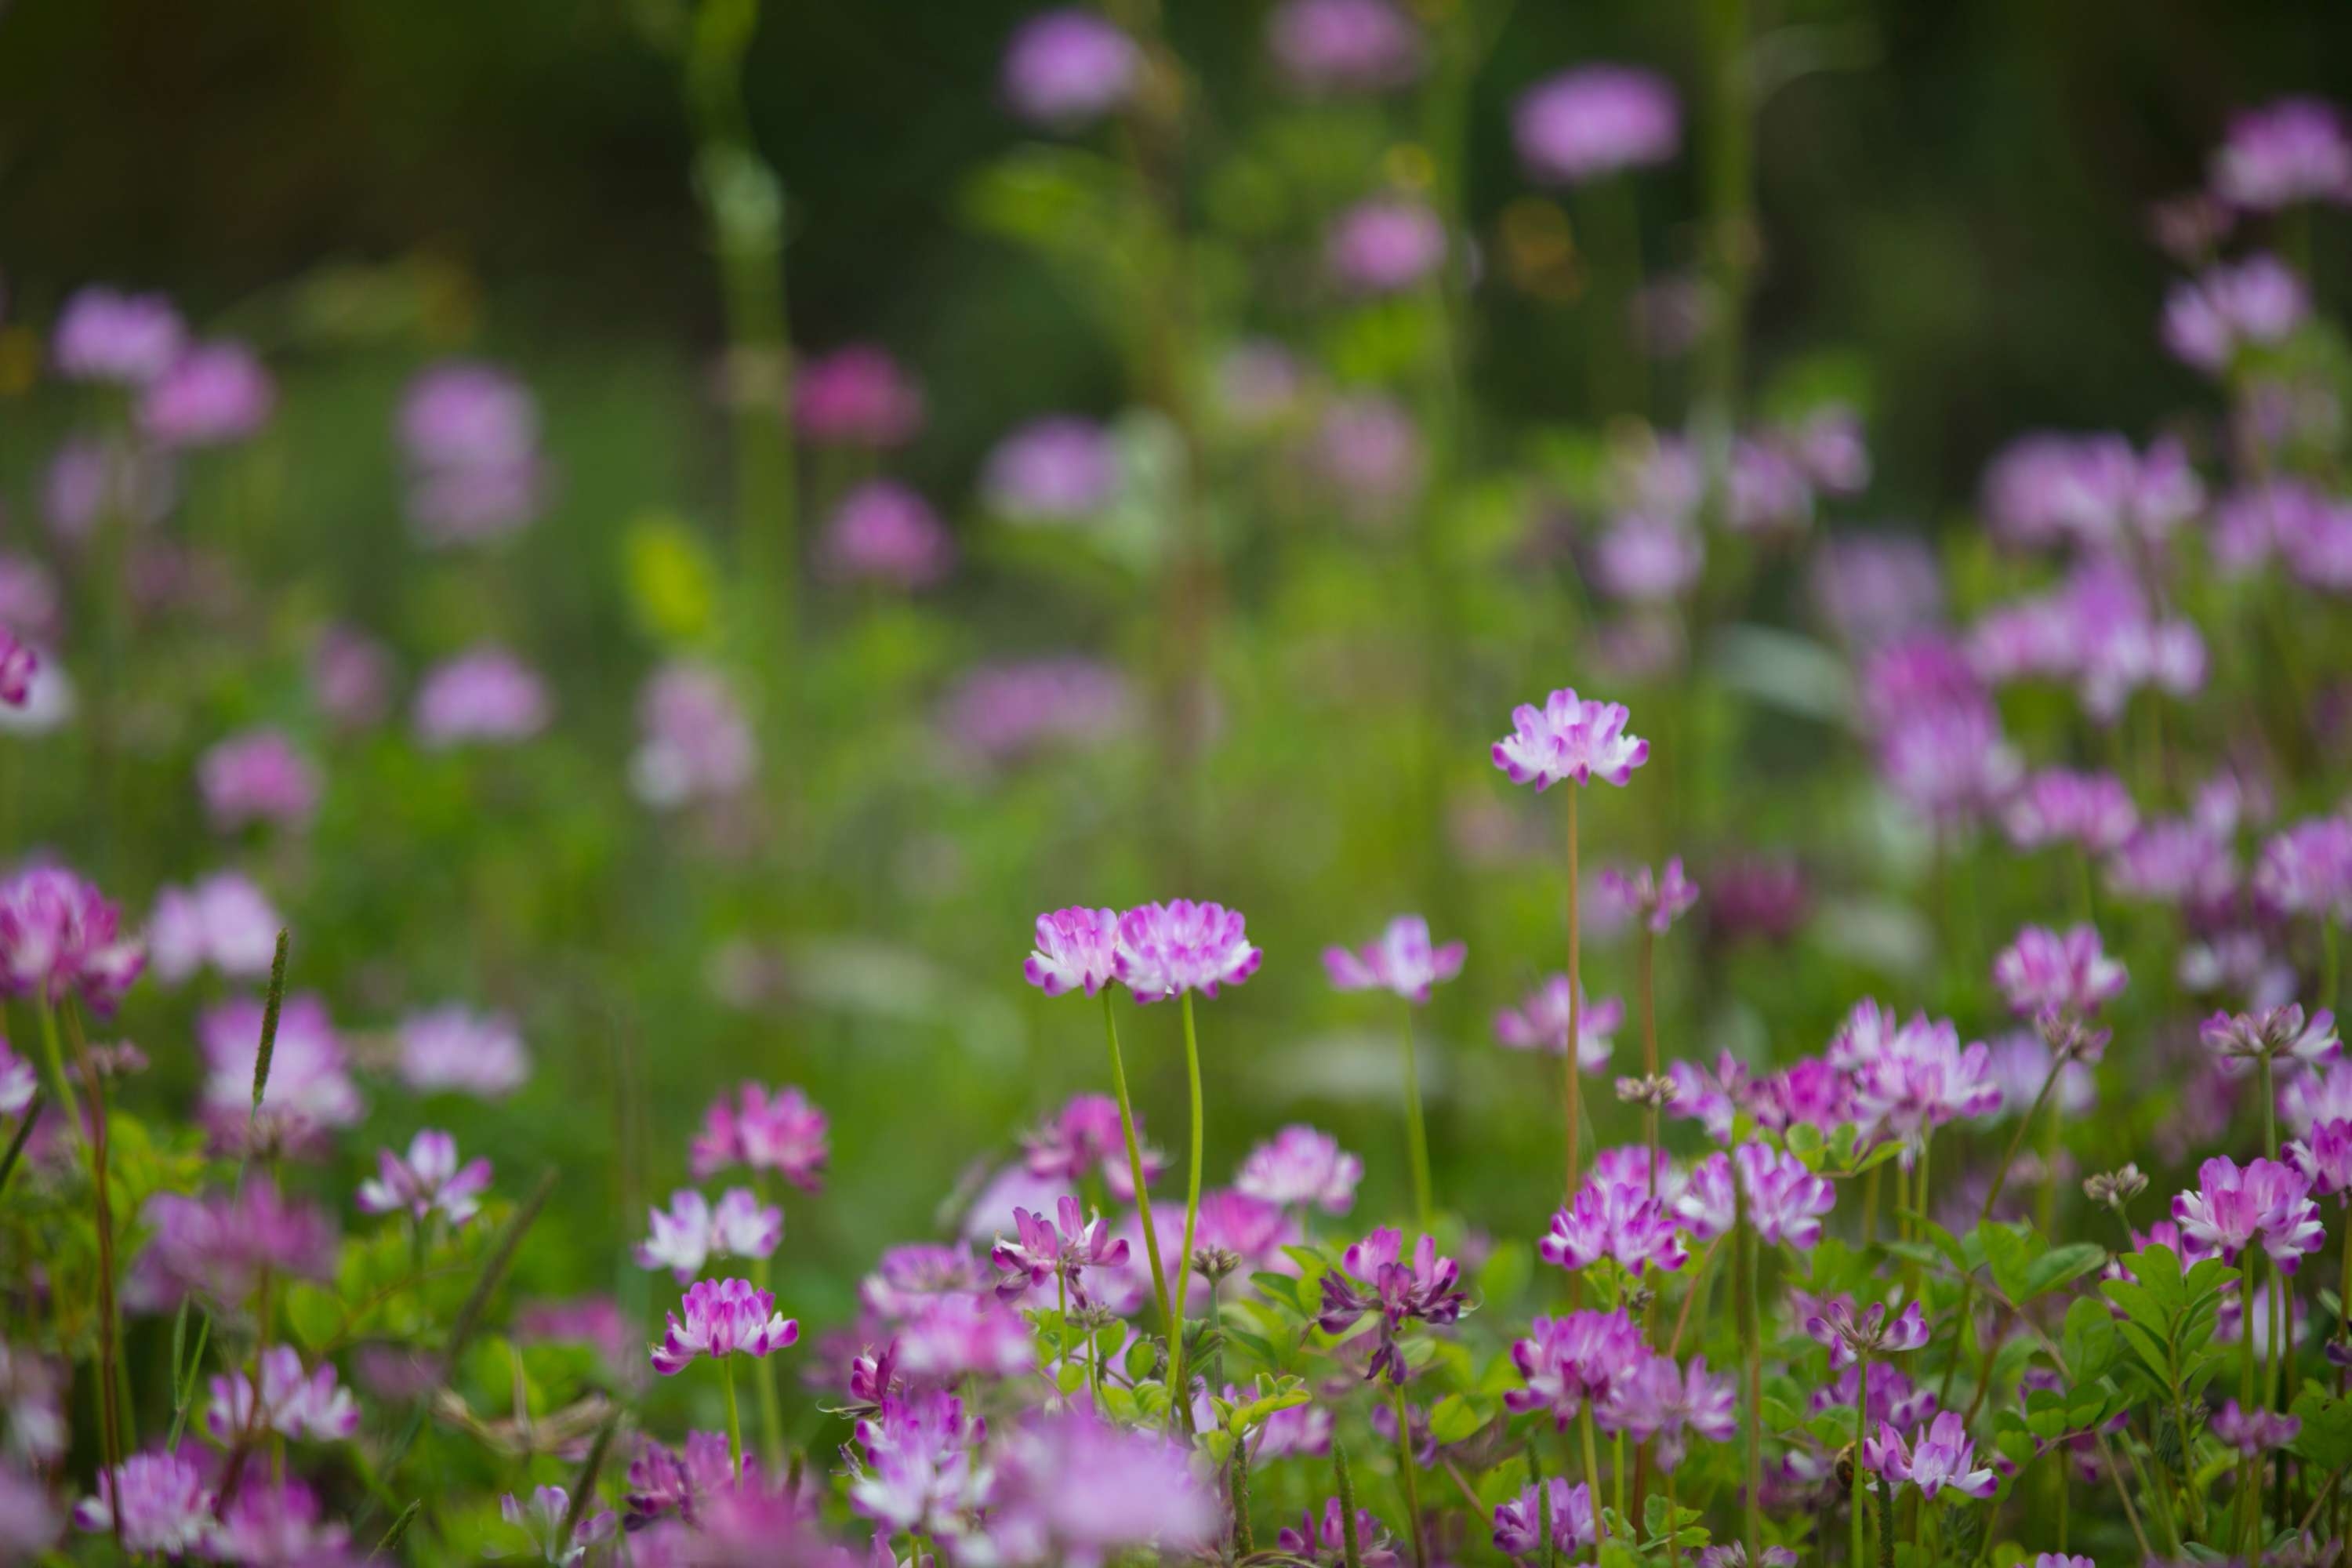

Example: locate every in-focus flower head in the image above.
[1541,1172,1689,1276]
[1514,67,1681,183]
[990,1194,1129,1308]
[1323,913,1465,1003]
[1001,10,1139,128]
[1504,1309,1646,1426]
[1862,1411,1999,1500]
[1236,1124,1363,1214]
[1023,907,1122,997]
[1804,1297,1929,1370]
[2172,1155,2326,1272]
[691,1081,829,1189]
[1114,899,1261,1002]
[1318,1227,1468,1383]
[1491,687,1650,789]
[356,1129,493,1226]
[651,1277,800,1375]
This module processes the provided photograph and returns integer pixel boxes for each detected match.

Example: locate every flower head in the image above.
[631,662,757,809]
[356,1130,492,1226]
[1324,199,1447,295]
[399,361,546,543]
[690,1082,829,1189]
[147,873,279,985]
[990,1195,1130,1308]
[1600,1353,1737,1469]
[1596,858,1700,934]
[0,866,144,1011]
[624,1429,743,1531]
[1495,975,1624,1068]
[143,1178,336,1305]
[1318,1228,1468,1383]
[981,1405,1215,1566]
[1267,0,1421,94]
[2212,96,2352,210]
[1492,1478,1595,1560]
[1864,1411,1998,1500]
[1505,1309,1646,1426]
[2171,1156,2326,1273]
[1991,924,2127,1019]
[1541,1173,1688,1276]
[71,1450,212,1555]
[53,287,184,385]
[502,1484,615,1565]
[2288,1119,2352,1198]
[2255,817,2352,920]
[1514,67,1681,183]
[1323,913,1465,1003]
[1279,1497,1403,1567]
[412,647,550,746]
[793,345,924,448]
[2003,768,2139,855]
[1492,688,1650,789]
[198,993,361,1153]
[651,1278,800,1374]
[1023,907,1122,997]
[635,1188,782,1282]
[396,1005,531,1098]
[2212,1398,2302,1456]
[140,339,274,446]
[895,1292,1036,1382]
[2163,253,2309,372]
[1236,1124,1362,1214]
[982,417,1120,522]
[1001,10,1138,128]
[1114,900,1261,1002]
[2202,1004,2340,1073]
[820,481,954,591]
[205,1344,358,1443]
[1804,1298,1929,1370]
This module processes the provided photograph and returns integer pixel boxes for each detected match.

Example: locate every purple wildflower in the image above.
[1279,1497,1403,1567]
[412,646,550,746]
[396,1005,530,1098]
[1492,1478,1595,1560]
[1601,1352,1737,1468]
[1323,913,1465,1002]
[2255,817,2352,920]
[982,416,1120,521]
[991,1195,1128,1307]
[1312,394,1425,521]
[1991,924,2127,1019]
[138,339,275,446]
[1023,1094,1163,1199]
[1324,199,1447,294]
[1023,907,1122,997]
[2163,254,2309,372]
[198,728,321,833]
[2212,97,2352,209]
[0,866,145,1011]
[310,623,393,731]
[1492,687,1650,789]
[793,345,924,448]
[2288,1119,2352,1197]
[1267,0,1421,94]
[650,1278,800,1375]
[1594,514,1704,603]
[820,481,954,590]
[849,1388,989,1537]
[502,1485,614,1565]
[1236,1124,1363,1214]
[895,1292,1036,1382]
[2172,1156,2326,1272]
[1681,1142,1837,1248]
[1596,858,1700,934]
[630,662,757,808]
[636,1188,782,1282]
[690,1082,829,1189]
[198,993,361,1151]
[71,1450,212,1555]
[1114,899,1261,1001]
[942,659,1133,764]
[205,1344,359,1443]
[2202,1004,2340,1073]
[1504,1309,1646,1426]
[1542,1172,1688,1276]
[398,361,546,544]
[356,1129,492,1226]
[1805,1298,1930,1370]
[1496,975,1624,1069]
[1318,1227,1469,1384]
[1514,67,1681,183]
[1863,1411,1998,1500]
[981,1406,1216,1566]
[2004,768,2139,855]
[52,287,184,385]
[625,1429,742,1530]
[1001,10,1139,128]
[143,1178,337,1305]
[2212,1398,2303,1456]
[1809,533,1944,650]
[147,873,279,985]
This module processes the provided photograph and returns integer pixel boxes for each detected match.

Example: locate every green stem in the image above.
[1392,1383,1427,1568]
[1166,991,1206,1432]
[1579,1406,1610,1545]
[2242,1261,2260,1551]
[2325,919,2342,1019]
[1102,990,1174,1341]
[1852,1356,1871,1568]
[1734,1180,1762,1565]
[1665,1465,1680,1568]
[1638,927,1660,1200]
[1335,1442,1366,1568]
[721,1355,742,1472]
[31,1000,79,1138]
[1563,787,1584,1197]
[750,1174,785,1473]
[1399,1003,1434,1231]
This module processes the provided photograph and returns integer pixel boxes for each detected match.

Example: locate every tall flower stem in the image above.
[56,1001,122,1539]
[1577,1406,1610,1546]
[720,1356,742,1472]
[1166,991,1207,1431]
[31,999,80,1137]
[1562,787,1584,1197]
[1637,927,1660,1198]
[1399,1003,1435,1231]
[2241,1261,2260,1550]
[1851,1354,1871,1568]
[1733,1174,1762,1564]
[1664,1465,1681,1568]
[1392,1383,1427,1568]
[1334,1442,1366,1568]
[1102,991,1174,1339]
[749,1173,786,1472]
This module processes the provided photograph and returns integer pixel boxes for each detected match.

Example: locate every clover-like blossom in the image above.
[145,873,279,986]
[502,1485,614,1566]
[860,1244,987,1323]
[689,1082,829,1189]
[980,1406,1217,1566]
[650,1278,800,1375]
[412,647,550,746]
[206,1476,354,1565]
[1679,1143,1838,1249]
[1114,900,1261,1002]
[634,1188,783,1283]
[1504,1310,1646,1427]
[1514,66,1680,184]
[1022,1093,1163,1199]
[1000,9,1138,129]
[2003,768,2139,855]
[1601,1352,1737,1469]
[198,728,321,833]
[2254,816,2352,920]
[1323,913,1465,1003]
[1698,1548,1799,1568]
[1317,1228,1469,1384]
[1596,858,1699,935]
[2284,1061,2352,1137]
[895,1292,1036,1382]
[1991,924,2127,1019]
[0,866,145,1012]
[1804,1298,1929,1370]
[1236,1124,1363,1214]
[623,1429,742,1531]
[71,1450,214,1556]
[1541,1174,1688,1276]
[1847,1011,2000,1156]
[990,1196,1129,1308]
[1862,1411,1998,1500]
[0,1040,33,1118]
[53,287,186,385]
[1023,907,1122,997]
[2211,96,2352,211]
[1279,1497,1404,1567]
[204,1344,358,1443]
[794,344,924,448]
[849,1388,991,1538]
[143,1179,337,1306]
[356,1130,492,1226]
[2107,817,2237,910]
[2202,1004,2340,1073]
[1324,198,1447,296]
[2171,1156,2326,1273]
[396,1005,531,1099]
[1491,688,1650,789]
[197,993,361,1154]
[1813,1361,1938,1432]
[2288,1119,2352,1199]
[1267,0,1422,94]
[1492,1477,1595,1560]
[2163,253,2308,372]
[2212,1399,2302,1456]
[1494,975,1624,1069]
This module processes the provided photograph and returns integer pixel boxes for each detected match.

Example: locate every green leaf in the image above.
[1979,1222,2041,1302]
[282,1283,343,1352]
[1478,1240,1532,1310]
[2292,1391,2352,1469]
[2022,1243,2107,1299]
[1428,1394,1487,1446]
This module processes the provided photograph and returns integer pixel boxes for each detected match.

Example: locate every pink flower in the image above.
[0,628,36,709]
[2212,1399,2303,1456]
[2172,1155,2326,1272]
[138,339,275,446]
[1600,1353,1737,1469]
[942,659,1134,764]
[143,1178,336,1305]
[1023,906,1122,997]
[1514,67,1681,183]
[1114,899,1261,1001]
[849,1388,989,1537]
[895,1292,1036,1382]
[1492,688,1650,789]
[204,1344,359,1443]
[2003,768,2138,855]
[207,1476,354,1564]
[982,1406,1216,1566]
[2254,816,2352,920]
[982,417,1120,521]
[1312,395,1425,521]
[1323,913,1465,1003]
[1266,0,1421,94]
[198,728,321,833]
[1505,1309,1646,1426]
[2288,1118,2352,1197]
[651,1278,800,1374]
[1541,1174,1688,1276]
[820,481,954,590]
[396,1005,531,1098]
[2212,96,2352,210]
[630,662,757,808]
[1236,1124,1363,1214]
[503,1485,615,1563]
[146,873,279,985]
[1023,1094,1163,1200]
[1846,1010,2000,1152]
[2202,1004,2339,1072]
[1684,1142,1838,1250]
[1000,10,1138,128]
[1318,1228,1469,1384]
[690,1082,829,1189]
[990,1195,1129,1308]
[1805,1298,1929,1370]
[71,1450,212,1555]
[1864,1411,1998,1500]
[0,866,145,1011]
[635,1188,782,1282]
[2162,253,2308,372]
[1495,975,1623,1069]
[52,287,185,385]
[198,993,361,1151]
[1991,924,2127,1019]
[1492,1477,1595,1559]
[357,1129,492,1225]
[1324,199,1447,294]
[793,345,925,447]
[412,646,550,746]
[398,361,546,544]
[1279,1498,1404,1567]
[1595,858,1699,934]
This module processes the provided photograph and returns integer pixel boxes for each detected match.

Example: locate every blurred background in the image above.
[1,0,2347,1337]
